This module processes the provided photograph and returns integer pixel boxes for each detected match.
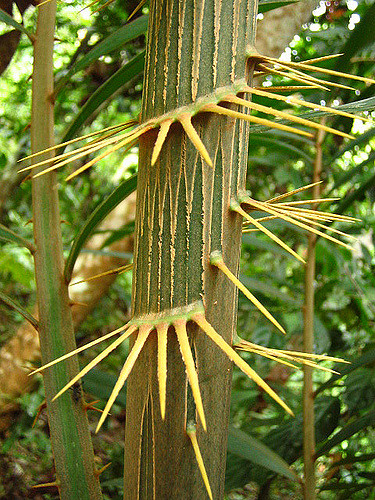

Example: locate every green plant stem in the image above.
[302,124,325,500]
[124,1,257,498]
[31,3,102,498]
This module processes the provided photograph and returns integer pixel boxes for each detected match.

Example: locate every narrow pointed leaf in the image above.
[0,9,34,38]
[316,408,375,457]
[0,290,38,330]
[0,223,35,252]
[62,51,145,143]
[315,347,375,396]
[64,173,137,282]
[258,0,299,14]
[228,426,299,481]
[55,15,148,92]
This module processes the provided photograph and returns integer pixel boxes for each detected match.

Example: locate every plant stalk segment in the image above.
[30,2,102,498]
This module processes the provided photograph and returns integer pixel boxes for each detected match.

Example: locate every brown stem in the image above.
[302,122,325,500]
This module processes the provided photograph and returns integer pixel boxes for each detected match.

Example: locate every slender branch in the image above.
[30,2,102,498]
[302,122,325,500]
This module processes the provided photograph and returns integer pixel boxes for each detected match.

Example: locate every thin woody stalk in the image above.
[302,124,325,500]
[31,3,102,498]
[124,0,257,497]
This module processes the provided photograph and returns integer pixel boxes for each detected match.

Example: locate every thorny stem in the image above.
[124,1,257,498]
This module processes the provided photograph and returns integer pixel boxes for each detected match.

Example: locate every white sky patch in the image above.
[78,28,88,41]
[279,47,292,62]
[313,1,327,17]
[112,150,139,182]
[348,12,361,30]
[352,118,372,135]
[309,23,321,32]
[347,0,358,11]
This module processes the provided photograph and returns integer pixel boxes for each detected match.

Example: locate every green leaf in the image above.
[331,452,375,466]
[330,128,375,164]
[55,14,148,92]
[333,2,375,73]
[315,346,375,395]
[100,221,135,249]
[258,0,300,14]
[83,368,126,408]
[240,274,301,305]
[64,174,137,282]
[227,426,298,481]
[320,482,373,493]
[316,407,375,457]
[329,151,375,194]
[242,233,300,258]
[250,97,375,133]
[0,9,34,38]
[335,170,375,214]
[62,51,145,143]
[0,223,35,253]
[0,290,38,330]
[249,135,314,164]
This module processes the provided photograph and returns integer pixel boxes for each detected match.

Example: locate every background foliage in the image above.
[0,0,374,498]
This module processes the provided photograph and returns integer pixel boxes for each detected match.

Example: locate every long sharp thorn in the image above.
[275,210,356,240]
[175,319,207,431]
[247,198,353,250]
[254,85,314,92]
[19,124,137,173]
[224,95,354,139]
[261,60,356,91]
[19,121,135,163]
[265,56,375,85]
[242,85,372,123]
[151,119,173,166]
[266,182,323,203]
[52,325,137,402]
[237,345,299,368]
[276,198,340,206]
[233,202,305,263]
[187,424,213,500]
[257,64,330,90]
[301,54,344,64]
[210,252,286,334]
[203,104,312,138]
[28,132,133,177]
[96,324,151,432]
[193,314,294,416]
[70,263,133,286]
[276,349,350,363]
[237,342,339,373]
[178,114,213,167]
[30,323,132,375]
[65,138,137,181]
[157,323,168,420]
